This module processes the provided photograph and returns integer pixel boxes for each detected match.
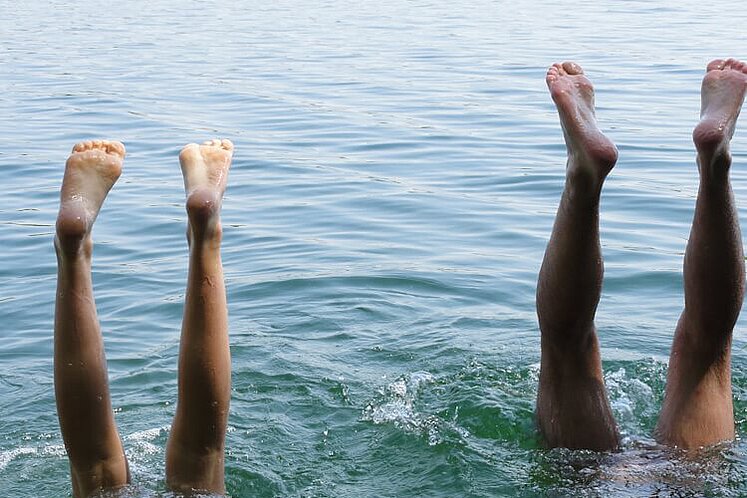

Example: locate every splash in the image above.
[362,371,468,446]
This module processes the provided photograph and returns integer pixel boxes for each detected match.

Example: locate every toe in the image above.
[562,61,583,75]
[179,143,201,159]
[707,59,726,72]
[551,62,565,75]
[102,141,115,154]
[106,141,126,157]
[546,65,561,84]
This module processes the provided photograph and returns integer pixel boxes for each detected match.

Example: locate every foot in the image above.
[693,58,747,170]
[546,62,618,187]
[179,139,233,240]
[55,141,125,254]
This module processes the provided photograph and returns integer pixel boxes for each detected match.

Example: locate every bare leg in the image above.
[536,62,620,450]
[166,139,233,494]
[54,141,129,497]
[656,59,747,449]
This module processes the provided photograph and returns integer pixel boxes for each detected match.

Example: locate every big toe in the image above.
[179,143,203,164]
[104,141,126,157]
[707,59,727,72]
[561,61,584,75]
[220,139,234,152]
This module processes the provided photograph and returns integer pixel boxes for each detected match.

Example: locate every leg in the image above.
[656,59,747,449]
[536,62,620,450]
[54,141,129,497]
[166,139,233,494]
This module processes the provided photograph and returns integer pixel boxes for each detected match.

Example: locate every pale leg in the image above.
[54,141,129,497]
[165,139,233,494]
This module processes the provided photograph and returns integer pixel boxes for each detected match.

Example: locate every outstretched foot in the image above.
[546,62,618,188]
[179,139,233,241]
[693,58,747,172]
[55,141,125,254]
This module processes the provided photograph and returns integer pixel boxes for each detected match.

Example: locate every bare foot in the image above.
[546,62,618,186]
[55,140,125,254]
[179,139,233,240]
[693,58,747,170]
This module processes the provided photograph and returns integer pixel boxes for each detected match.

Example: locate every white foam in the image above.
[124,426,168,460]
[123,426,165,443]
[364,371,451,445]
[0,447,36,471]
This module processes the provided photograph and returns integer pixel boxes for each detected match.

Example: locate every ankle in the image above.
[187,222,223,250]
[563,171,603,207]
[54,234,92,262]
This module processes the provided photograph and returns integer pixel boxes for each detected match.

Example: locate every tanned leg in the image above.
[536,62,620,451]
[54,140,129,497]
[165,139,233,494]
[656,59,747,449]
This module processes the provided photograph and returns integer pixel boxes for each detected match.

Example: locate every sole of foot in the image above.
[693,58,747,167]
[546,62,618,183]
[56,140,125,252]
[179,139,234,232]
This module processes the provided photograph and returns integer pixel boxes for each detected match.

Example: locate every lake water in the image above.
[3,0,747,496]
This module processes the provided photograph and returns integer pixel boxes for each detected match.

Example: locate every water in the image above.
[3,0,747,496]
